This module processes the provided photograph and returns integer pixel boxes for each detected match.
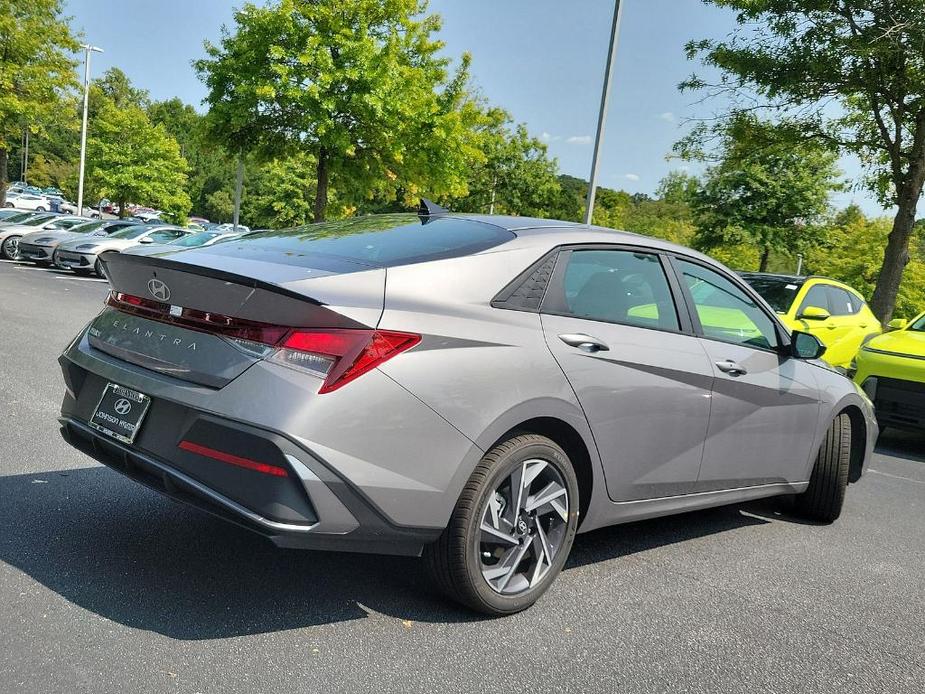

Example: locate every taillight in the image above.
[106,291,419,393]
[270,329,421,393]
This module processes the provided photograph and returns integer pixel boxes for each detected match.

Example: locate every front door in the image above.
[540,248,714,502]
[673,259,820,489]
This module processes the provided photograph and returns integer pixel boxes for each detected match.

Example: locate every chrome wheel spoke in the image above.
[480,522,519,546]
[524,480,567,516]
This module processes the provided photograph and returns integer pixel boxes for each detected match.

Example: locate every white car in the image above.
[6,192,51,212]
[0,214,90,260]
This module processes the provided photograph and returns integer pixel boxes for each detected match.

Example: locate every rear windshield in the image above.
[740,275,804,313]
[214,214,515,269]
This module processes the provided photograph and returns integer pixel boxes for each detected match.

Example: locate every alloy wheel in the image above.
[478,458,569,595]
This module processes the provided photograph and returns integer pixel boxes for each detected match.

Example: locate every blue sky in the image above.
[63,0,884,216]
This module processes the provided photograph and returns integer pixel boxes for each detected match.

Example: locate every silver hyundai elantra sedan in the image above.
[58,205,876,615]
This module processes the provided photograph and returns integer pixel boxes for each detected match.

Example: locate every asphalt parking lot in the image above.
[1,259,923,694]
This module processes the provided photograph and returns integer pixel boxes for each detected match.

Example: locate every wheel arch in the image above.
[840,404,868,483]
[486,416,597,529]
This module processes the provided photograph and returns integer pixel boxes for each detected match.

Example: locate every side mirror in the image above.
[798,305,831,320]
[138,237,154,244]
[887,318,908,331]
[791,330,827,360]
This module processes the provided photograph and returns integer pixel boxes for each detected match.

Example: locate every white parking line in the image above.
[54,275,107,283]
[869,469,925,485]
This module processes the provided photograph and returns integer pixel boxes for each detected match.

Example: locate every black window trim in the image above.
[537,243,694,336]
[665,253,792,355]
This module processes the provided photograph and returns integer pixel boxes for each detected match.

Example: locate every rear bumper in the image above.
[58,415,440,556]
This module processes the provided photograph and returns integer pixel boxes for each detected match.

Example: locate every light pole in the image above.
[77,44,103,215]
[584,0,625,225]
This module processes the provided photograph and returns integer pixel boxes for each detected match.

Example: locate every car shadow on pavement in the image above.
[875,428,925,464]
[1,466,771,638]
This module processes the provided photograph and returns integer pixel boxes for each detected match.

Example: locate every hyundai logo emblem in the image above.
[147,278,170,301]
[114,398,132,416]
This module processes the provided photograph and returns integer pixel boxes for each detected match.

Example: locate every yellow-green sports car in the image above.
[853,311,925,431]
[740,273,881,369]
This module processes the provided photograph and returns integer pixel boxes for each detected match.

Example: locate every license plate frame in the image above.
[88,382,151,444]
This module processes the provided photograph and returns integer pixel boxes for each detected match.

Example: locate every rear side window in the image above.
[545,249,679,331]
[220,214,515,269]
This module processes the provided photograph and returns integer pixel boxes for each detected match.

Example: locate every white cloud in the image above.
[624,173,640,182]
[566,135,592,145]
[657,111,675,123]
[540,131,561,142]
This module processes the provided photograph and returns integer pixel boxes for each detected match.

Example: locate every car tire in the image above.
[3,202,12,208]
[1,235,21,260]
[35,207,46,212]
[794,413,851,523]
[424,434,579,616]
[94,258,106,278]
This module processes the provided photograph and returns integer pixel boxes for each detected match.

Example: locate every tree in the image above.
[806,205,925,318]
[87,101,191,220]
[94,67,149,111]
[195,0,479,222]
[204,189,234,223]
[683,0,925,320]
[0,0,78,203]
[445,108,560,217]
[681,116,840,272]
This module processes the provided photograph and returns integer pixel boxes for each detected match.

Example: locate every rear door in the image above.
[672,258,820,488]
[540,247,714,502]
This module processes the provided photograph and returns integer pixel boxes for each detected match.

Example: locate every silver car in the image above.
[58,207,877,615]
[18,219,143,265]
[55,224,189,275]
[123,230,246,257]
[0,214,90,260]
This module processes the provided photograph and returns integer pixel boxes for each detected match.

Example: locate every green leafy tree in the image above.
[94,67,149,111]
[0,0,78,202]
[204,189,234,223]
[445,108,560,216]
[681,116,840,272]
[195,0,479,222]
[683,0,925,320]
[806,205,925,318]
[87,101,191,220]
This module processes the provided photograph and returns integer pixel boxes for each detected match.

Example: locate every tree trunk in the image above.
[869,179,923,323]
[0,147,8,207]
[118,198,126,219]
[759,245,771,272]
[313,148,328,223]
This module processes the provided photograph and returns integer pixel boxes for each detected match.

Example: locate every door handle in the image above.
[715,360,747,376]
[558,333,610,353]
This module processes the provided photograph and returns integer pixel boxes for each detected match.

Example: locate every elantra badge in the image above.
[147,278,171,301]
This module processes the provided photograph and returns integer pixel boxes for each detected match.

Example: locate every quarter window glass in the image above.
[554,250,679,331]
[798,285,830,315]
[678,260,780,350]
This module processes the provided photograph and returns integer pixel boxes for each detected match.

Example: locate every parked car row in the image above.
[0,211,246,276]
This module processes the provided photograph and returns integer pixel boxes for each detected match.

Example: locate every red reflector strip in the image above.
[178,440,289,477]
